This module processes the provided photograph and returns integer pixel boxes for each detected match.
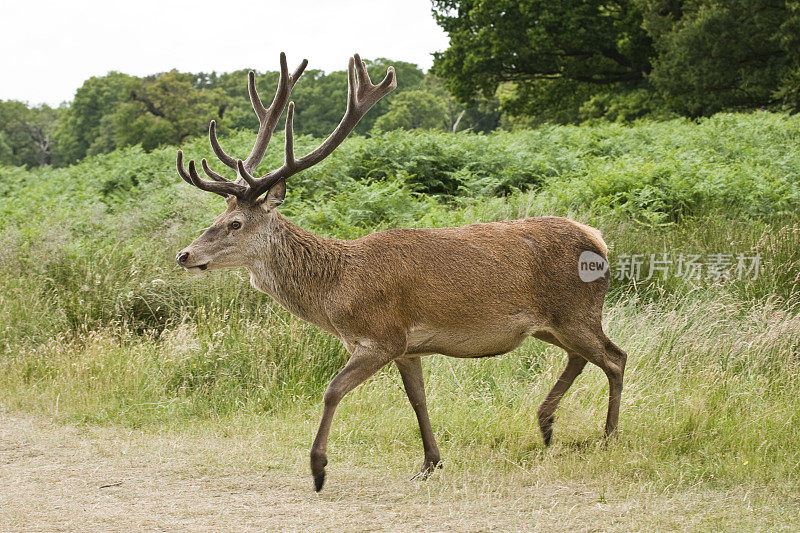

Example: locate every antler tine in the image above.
[291,59,309,88]
[245,56,307,120]
[209,121,238,170]
[353,54,374,102]
[176,150,194,186]
[201,159,229,182]
[177,150,245,199]
[284,102,298,171]
[188,159,243,198]
[346,56,359,113]
[236,159,259,189]
[248,70,268,121]
[242,53,308,174]
[242,54,397,201]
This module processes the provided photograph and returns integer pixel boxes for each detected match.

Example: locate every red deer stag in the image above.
[175,53,628,492]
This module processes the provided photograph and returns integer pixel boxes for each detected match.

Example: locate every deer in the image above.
[175,53,628,492]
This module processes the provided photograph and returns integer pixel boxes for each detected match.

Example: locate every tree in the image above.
[372,74,502,133]
[640,0,800,115]
[434,0,800,121]
[373,90,450,132]
[27,105,59,166]
[432,0,654,121]
[422,75,501,133]
[53,72,133,164]
[111,71,227,151]
[0,101,61,167]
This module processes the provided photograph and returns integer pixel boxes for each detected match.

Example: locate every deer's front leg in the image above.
[310,344,397,492]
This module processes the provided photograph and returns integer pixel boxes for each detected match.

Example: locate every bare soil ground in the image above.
[1,409,796,532]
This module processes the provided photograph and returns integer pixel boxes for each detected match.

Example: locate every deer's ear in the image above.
[260,180,286,210]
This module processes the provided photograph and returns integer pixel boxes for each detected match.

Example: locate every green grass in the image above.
[0,112,799,505]
[1,294,797,491]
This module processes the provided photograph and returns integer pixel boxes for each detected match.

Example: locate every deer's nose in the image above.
[176,251,189,265]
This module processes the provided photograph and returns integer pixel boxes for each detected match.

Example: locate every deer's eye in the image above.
[230,221,242,230]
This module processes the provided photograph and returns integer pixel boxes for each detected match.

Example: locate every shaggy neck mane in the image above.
[249,211,344,322]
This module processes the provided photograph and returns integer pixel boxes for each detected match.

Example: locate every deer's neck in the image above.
[248,212,344,331]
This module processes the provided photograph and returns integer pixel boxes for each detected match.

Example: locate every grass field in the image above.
[1,112,799,529]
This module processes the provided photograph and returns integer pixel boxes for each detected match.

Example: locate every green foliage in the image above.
[372,90,450,132]
[1,113,797,343]
[435,0,800,122]
[773,66,800,111]
[579,87,675,123]
[642,0,800,116]
[433,0,654,120]
[341,130,541,196]
[374,76,501,134]
[111,70,228,151]
[23,58,434,168]
[53,72,133,164]
[496,79,595,126]
[0,100,60,167]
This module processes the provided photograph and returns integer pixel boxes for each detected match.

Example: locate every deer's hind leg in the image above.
[553,324,628,439]
[395,356,442,478]
[533,332,587,445]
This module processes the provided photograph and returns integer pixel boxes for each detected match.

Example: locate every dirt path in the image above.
[1,410,795,532]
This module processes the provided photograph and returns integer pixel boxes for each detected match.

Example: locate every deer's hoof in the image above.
[314,470,326,492]
[542,427,553,447]
[411,457,443,481]
[310,451,328,492]
[540,415,555,446]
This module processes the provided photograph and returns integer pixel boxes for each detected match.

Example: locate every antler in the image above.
[177,53,396,204]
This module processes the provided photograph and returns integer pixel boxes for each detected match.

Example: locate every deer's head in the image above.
[175,53,396,273]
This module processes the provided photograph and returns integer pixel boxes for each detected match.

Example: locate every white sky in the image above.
[1,0,450,107]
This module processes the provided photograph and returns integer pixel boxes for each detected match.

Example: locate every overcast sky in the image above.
[1,0,450,107]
